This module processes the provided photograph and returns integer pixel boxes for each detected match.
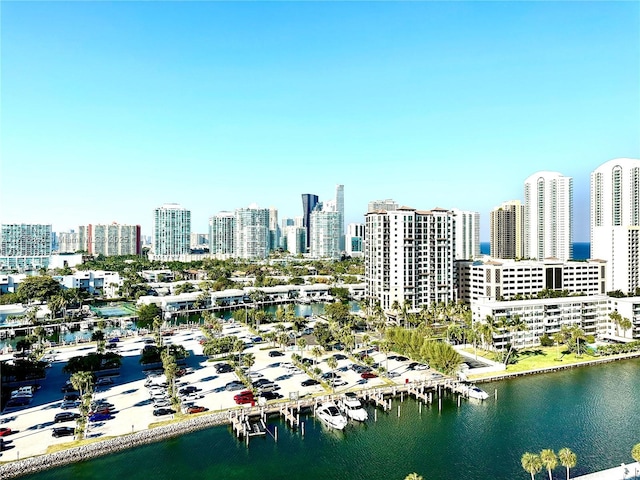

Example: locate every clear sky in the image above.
[1,1,638,242]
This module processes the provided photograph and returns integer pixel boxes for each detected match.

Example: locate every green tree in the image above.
[540,449,558,480]
[137,303,162,330]
[521,452,543,480]
[558,448,577,480]
[311,346,324,366]
[326,356,338,392]
[17,275,62,304]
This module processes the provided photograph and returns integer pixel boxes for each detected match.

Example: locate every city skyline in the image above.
[2,2,638,241]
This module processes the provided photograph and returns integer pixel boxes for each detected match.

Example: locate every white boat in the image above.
[315,401,348,430]
[341,393,368,422]
[464,384,489,400]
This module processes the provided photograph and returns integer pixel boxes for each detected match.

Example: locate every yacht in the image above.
[341,393,368,422]
[464,384,489,400]
[315,401,348,430]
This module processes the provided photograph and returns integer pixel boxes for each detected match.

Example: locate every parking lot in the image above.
[0,321,438,461]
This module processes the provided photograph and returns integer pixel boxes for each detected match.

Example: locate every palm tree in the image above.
[296,337,307,355]
[540,449,558,480]
[503,315,528,365]
[558,447,577,480]
[311,346,324,366]
[70,370,94,399]
[521,452,543,480]
[552,332,564,359]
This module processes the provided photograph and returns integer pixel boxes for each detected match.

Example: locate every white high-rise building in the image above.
[365,206,455,313]
[591,158,640,293]
[283,226,307,255]
[346,223,365,257]
[78,223,141,256]
[490,200,525,259]
[153,204,191,259]
[336,184,345,252]
[451,209,480,260]
[368,199,398,213]
[209,212,235,257]
[524,171,573,261]
[310,209,341,259]
[269,206,279,252]
[0,224,52,270]
[235,204,270,260]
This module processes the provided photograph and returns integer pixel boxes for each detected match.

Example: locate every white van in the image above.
[11,386,35,398]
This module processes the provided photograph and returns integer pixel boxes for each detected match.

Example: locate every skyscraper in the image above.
[336,184,345,252]
[310,209,341,259]
[235,204,270,260]
[490,200,525,259]
[0,224,52,270]
[591,158,640,293]
[301,194,319,251]
[451,209,480,260]
[153,204,191,259]
[268,206,279,252]
[365,206,455,313]
[524,172,573,261]
[78,223,141,256]
[209,212,235,257]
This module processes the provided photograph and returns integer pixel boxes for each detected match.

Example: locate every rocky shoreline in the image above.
[0,411,232,479]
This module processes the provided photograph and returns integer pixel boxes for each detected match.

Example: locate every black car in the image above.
[301,379,320,387]
[395,356,409,362]
[225,381,245,391]
[214,363,233,374]
[268,350,284,357]
[259,391,283,401]
[321,372,340,380]
[153,408,175,416]
[252,378,272,387]
[54,412,80,423]
[63,393,80,401]
[52,427,75,438]
[178,386,198,395]
[61,384,78,393]
[332,353,348,361]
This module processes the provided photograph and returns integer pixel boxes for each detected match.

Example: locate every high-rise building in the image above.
[346,223,365,257]
[365,206,455,313]
[368,199,398,213]
[310,209,341,259]
[451,209,480,260]
[301,194,319,251]
[591,158,640,293]
[235,204,270,260]
[490,200,525,259]
[283,226,307,255]
[190,233,209,250]
[336,184,345,252]
[0,224,52,270]
[78,223,141,256]
[209,212,235,256]
[57,231,80,253]
[524,171,573,261]
[153,204,191,259]
[269,206,280,252]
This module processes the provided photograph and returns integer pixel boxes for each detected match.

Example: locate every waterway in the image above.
[22,357,640,480]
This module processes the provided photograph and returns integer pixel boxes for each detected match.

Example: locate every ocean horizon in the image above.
[479,242,590,260]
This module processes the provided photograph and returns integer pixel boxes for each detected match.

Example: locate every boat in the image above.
[315,401,348,430]
[463,384,489,400]
[341,392,368,422]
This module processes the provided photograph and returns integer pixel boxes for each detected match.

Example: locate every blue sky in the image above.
[1,1,638,242]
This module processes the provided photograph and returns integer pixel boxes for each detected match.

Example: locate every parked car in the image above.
[234,394,254,405]
[214,363,234,374]
[54,412,80,423]
[0,428,12,437]
[258,391,283,401]
[361,372,378,379]
[153,399,171,408]
[153,408,175,417]
[252,378,272,387]
[178,386,198,395]
[414,363,429,370]
[52,427,75,438]
[332,353,348,361]
[89,412,113,422]
[89,407,112,415]
[301,379,320,387]
[186,406,206,414]
[60,400,80,410]
[268,350,284,357]
[63,393,80,401]
[95,377,114,386]
[225,381,245,391]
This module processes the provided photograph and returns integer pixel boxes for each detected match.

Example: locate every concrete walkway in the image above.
[574,462,640,480]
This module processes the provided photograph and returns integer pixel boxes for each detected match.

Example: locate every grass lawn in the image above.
[465,345,600,380]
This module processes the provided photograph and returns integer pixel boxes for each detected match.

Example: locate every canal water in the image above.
[22,357,640,480]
